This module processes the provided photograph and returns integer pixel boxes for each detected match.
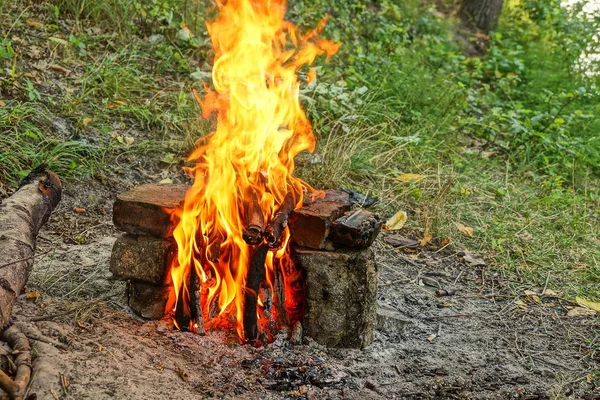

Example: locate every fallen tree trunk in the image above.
[0,166,62,327]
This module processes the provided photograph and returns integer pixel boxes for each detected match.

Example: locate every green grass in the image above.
[1,0,599,303]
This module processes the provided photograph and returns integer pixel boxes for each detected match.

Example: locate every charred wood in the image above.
[243,244,269,341]
[189,266,206,335]
[264,191,296,247]
[242,191,264,245]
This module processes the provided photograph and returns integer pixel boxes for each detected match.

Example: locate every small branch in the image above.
[0,250,53,271]
[0,324,32,400]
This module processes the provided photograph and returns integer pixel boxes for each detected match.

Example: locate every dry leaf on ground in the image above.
[461,251,486,267]
[567,307,597,317]
[576,297,600,312]
[384,210,407,231]
[455,222,474,237]
[420,232,432,247]
[397,173,425,183]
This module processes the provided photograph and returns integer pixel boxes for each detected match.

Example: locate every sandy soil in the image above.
[1,177,597,400]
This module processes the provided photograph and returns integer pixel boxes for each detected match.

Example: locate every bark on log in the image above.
[0,167,62,327]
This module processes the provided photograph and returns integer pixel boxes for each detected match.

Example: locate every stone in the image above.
[293,246,377,348]
[288,190,351,250]
[113,184,188,238]
[128,281,174,320]
[110,234,175,285]
[376,306,410,336]
[330,209,383,248]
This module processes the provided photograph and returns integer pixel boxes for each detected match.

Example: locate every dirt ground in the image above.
[2,176,598,400]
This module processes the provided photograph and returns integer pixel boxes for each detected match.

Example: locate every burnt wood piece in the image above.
[0,167,61,327]
[243,244,269,341]
[293,246,377,348]
[288,190,351,250]
[207,239,221,262]
[242,191,264,245]
[273,268,289,327]
[128,282,174,320]
[0,324,31,400]
[264,191,296,248]
[110,234,176,285]
[189,266,206,335]
[330,209,383,248]
[113,184,188,238]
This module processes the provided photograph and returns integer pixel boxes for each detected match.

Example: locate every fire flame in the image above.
[167,0,338,341]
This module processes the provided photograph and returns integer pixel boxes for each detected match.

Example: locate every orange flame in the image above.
[167,0,338,341]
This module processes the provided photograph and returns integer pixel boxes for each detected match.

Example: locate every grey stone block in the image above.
[293,246,377,348]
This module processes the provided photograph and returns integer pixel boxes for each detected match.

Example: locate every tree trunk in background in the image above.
[460,0,504,33]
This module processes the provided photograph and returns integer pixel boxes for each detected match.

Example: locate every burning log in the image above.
[189,266,206,335]
[0,166,62,328]
[264,191,296,247]
[242,191,264,245]
[243,244,269,341]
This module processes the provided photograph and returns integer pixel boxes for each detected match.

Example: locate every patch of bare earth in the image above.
[5,179,597,399]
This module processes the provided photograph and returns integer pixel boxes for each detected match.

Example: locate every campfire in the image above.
[166,0,338,342]
[110,0,382,348]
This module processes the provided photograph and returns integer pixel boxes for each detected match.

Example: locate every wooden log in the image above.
[242,190,264,245]
[0,324,31,400]
[264,191,296,248]
[113,184,188,238]
[0,166,61,327]
[189,266,206,335]
[243,244,269,341]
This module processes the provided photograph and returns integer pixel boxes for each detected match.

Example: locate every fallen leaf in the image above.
[542,288,558,297]
[384,210,407,231]
[523,290,541,304]
[461,251,486,267]
[576,297,600,312]
[159,178,173,184]
[74,208,86,213]
[454,222,474,237]
[107,100,128,109]
[25,19,43,28]
[0,100,5,107]
[397,173,425,183]
[514,299,528,309]
[82,118,93,128]
[26,290,41,300]
[567,307,597,317]
[426,334,437,342]
[385,235,419,248]
[420,232,432,247]
[124,136,135,145]
[48,64,72,75]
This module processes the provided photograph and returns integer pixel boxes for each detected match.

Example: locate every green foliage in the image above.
[0,102,97,182]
